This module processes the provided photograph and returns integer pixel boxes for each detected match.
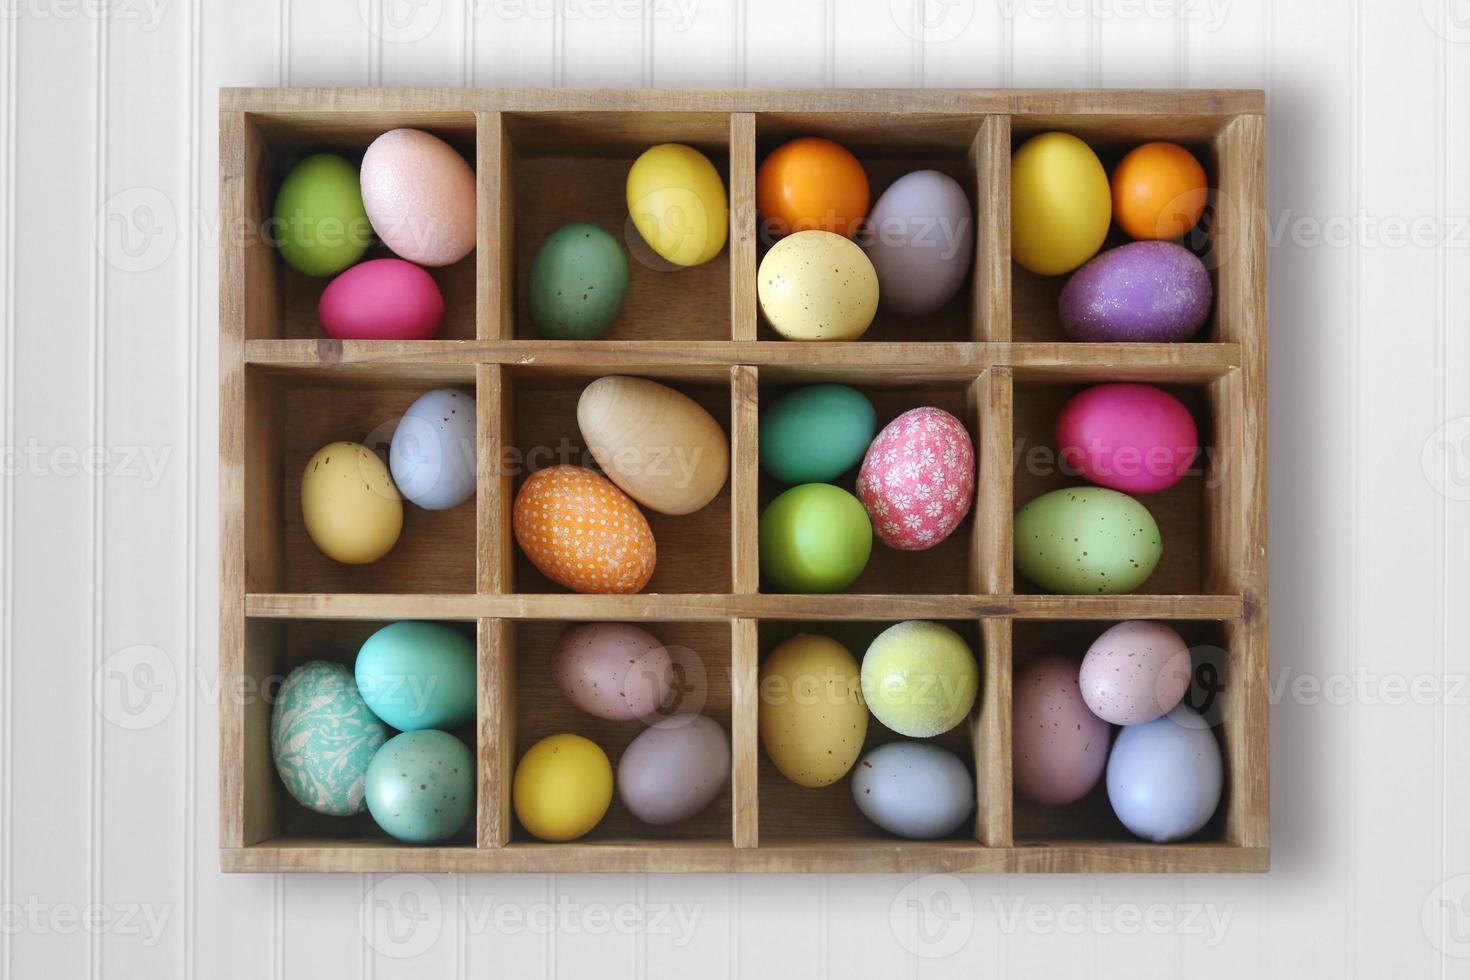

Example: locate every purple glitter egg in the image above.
[1058,241,1212,342]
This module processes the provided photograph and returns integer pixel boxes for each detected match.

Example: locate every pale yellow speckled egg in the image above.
[300,441,403,564]
[757,230,879,341]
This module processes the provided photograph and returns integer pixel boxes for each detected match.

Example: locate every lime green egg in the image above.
[759,483,873,593]
[1014,487,1162,594]
[272,153,371,277]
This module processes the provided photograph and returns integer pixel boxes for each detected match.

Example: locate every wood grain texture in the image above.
[220,88,1267,875]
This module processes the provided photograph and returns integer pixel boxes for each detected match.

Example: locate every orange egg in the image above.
[513,465,656,594]
[1110,142,1208,241]
[757,137,869,238]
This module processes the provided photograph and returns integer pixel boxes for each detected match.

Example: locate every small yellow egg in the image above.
[626,143,728,267]
[300,441,403,564]
[1011,132,1112,276]
[758,230,879,341]
[513,734,613,842]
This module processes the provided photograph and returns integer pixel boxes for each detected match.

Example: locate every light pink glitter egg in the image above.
[855,407,975,551]
[360,128,476,267]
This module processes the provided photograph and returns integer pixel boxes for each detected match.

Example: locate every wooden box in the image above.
[220,88,1267,873]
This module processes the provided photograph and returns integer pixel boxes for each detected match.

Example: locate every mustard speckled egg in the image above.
[300,441,403,564]
[758,230,879,341]
[758,633,868,788]
[513,465,657,594]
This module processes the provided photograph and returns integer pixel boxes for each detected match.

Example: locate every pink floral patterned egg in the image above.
[855,407,975,551]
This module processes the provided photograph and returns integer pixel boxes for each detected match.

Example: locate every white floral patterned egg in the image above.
[270,660,389,816]
[855,407,975,551]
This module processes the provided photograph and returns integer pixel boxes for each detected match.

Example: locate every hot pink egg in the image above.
[317,258,445,340]
[1055,383,1199,494]
[855,406,975,551]
[1013,653,1112,806]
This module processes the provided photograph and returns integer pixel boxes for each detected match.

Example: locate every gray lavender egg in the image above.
[1058,241,1212,342]
[851,741,974,839]
[617,714,730,826]
[860,170,974,317]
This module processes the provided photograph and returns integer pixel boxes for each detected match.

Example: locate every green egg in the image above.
[759,483,873,593]
[528,223,629,339]
[355,621,477,732]
[1014,487,1162,594]
[760,384,878,484]
[271,153,371,277]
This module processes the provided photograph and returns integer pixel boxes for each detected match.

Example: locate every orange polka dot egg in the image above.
[513,465,657,594]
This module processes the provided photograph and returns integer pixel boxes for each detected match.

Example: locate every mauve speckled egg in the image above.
[1079,620,1191,726]
[360,129,476,267]
[551,623,673,721]
[1106,704,1222,842]
[851,741,974,840]
[1013,653,1112,806]
[617,714,731,826]
[1058,241,1212,342]
[860,170,974,317]
[856,407,975,551]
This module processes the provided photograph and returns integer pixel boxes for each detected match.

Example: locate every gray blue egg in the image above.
[270,660,388,816]
[850,741,974,839]
[389,388,476,510]
[1106,704,1222,842]
[365,730,475,843]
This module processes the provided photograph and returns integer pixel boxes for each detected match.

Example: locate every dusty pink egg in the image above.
[360,129,476,267]
[1079,620,1191,726]
[855,406,975,551]
[550,623,673,721]
[317,258,445,340]
[1055,383,1199,494]
[1013,653,1112,806]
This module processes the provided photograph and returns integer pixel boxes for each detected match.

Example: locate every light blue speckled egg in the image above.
[365,730,475,843]
[271,660,389,816]
[389,388,476,511]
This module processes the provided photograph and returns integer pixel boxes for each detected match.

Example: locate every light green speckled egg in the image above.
[1014,487,1162,594]
[365,730,475,843]
[271,660,388,816]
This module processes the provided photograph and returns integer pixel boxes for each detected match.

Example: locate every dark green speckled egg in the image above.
[1014,487,1162,594]
[528,223,629,339]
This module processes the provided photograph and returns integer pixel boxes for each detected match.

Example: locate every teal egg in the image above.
[271,661,388,816]
[365,730,475,843]
[272,154,371,277]
[760,384,878,484]
[759,483,873,593]
[355,621,477,732]
[1014,487,1163,594]
[528,223,629,339]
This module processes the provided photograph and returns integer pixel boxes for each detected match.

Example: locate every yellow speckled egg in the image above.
[758,230,879,341]
[513,465,657,594]
[1011,132,1112,276]
[758,633,868,787]
[300,441,403,564]
[626,143,728,267]
[513,733,614,842]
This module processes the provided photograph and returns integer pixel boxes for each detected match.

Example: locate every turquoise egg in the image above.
[759,384,878,484]
[528,223,629,339]
[355,621,476,732]
[270,661,388,816]
[365,730,475,843]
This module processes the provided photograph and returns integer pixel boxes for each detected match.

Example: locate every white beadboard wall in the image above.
[0,1,1466,977]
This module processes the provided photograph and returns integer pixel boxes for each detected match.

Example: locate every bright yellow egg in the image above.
[626,143,729,267]
[513,734,613,842]
[1011,132,1112,276]
[300,441,403,564]
[758,633,868,787]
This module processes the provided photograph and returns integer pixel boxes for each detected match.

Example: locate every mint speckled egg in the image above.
[1014,487,1162,594]
[528,223,629,339]
[365,730,475,843]
[271,661,388,816]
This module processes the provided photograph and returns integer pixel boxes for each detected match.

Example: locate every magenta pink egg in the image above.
[317,258,445,340]
[1055,383,1199,494]
[550,623,674,722]
[1079,620,1191,726]
[1013,653,1112,806]
[855,406,975,551]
